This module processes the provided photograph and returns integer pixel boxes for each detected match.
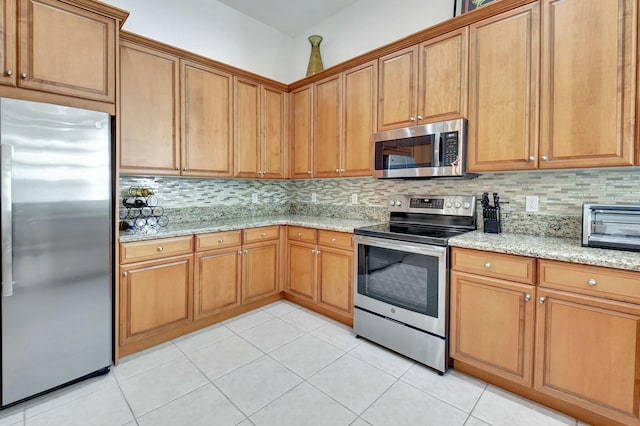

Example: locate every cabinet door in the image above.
[120,41,180,175]
[194,249,241,319]
[317,246,353,317]
[450,271,535,386]
[19,0,116,102]
[468,3,540,172]
[181,60,233,177]
[0,0,16,87]
[342,60,376,177]
[290,85,313,178]
[418,27,468,123]
[287,241,317,302]
[234,77,261,178]
[242,241,279,303]
[120,255,193,346]
[378,46,418,131]
[535,288,640,421]
[314,74,342,177]
[262,86,286,179]
[539,0,636,169]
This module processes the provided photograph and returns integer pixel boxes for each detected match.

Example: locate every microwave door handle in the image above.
[434,134,442,167]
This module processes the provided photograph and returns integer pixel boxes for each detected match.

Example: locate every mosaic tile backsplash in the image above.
[121,167,640,238]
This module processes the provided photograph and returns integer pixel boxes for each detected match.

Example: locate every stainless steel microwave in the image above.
[373,118,469,178]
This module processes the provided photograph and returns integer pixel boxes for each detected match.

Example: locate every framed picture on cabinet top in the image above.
[453,0,496,16]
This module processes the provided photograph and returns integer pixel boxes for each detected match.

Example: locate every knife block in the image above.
[483,207,501,234]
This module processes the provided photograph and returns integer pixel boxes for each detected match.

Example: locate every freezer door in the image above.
[0,98,112,406]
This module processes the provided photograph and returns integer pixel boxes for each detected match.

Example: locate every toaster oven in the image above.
[582,204,640,251]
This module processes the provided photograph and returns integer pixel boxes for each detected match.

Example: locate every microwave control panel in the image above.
[442,131,459,165]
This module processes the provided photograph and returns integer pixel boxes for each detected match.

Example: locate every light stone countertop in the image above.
[119,215,383,243]
[449,231,640,272]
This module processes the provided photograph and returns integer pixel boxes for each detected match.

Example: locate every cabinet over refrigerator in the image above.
[0,98,112,407]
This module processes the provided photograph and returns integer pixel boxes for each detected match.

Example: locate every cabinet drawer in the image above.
[196,230,242,252]
[539,260,640,304]
[451,248,535,285]
[243,226,280,243]
[287,226,317,243]
[121,236,193,263]
[318,230,353,250]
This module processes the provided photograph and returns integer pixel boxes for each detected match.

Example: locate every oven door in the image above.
[353,235,447,336]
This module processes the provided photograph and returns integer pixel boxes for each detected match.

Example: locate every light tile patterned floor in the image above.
[1,301,587,426]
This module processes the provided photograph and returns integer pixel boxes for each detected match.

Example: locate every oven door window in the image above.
[357,244,439,317]
[375,134,436,171]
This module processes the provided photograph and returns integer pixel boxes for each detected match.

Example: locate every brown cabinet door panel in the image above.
[290,85,313,178]
[120,255,193,345]
[287,241,316,302]
[314,74,342,177]
[378,46,418,130]
[120,41,180,174]
[242,241,279,303]
[468,3,539,172]
[317,246,352,316]
[0,0,16,87]
[19,0,115,102]
[450,271,535,386]
[195,249,241,319]
[234,77,261,178]
[182,60,233,177]
[262,86,286,178]
[535,289,640,419]
[539,0,636,168]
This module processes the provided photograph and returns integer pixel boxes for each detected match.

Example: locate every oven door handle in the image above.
[353,235,447,258]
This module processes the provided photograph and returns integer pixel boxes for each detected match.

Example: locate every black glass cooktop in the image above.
[354,222,472,246]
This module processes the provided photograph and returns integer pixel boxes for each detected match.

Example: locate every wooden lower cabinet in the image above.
[242,240,280,303]
[535,288,640,423]
[119,254,193,347]
[317,246,353,317]
[194,248,242,319]
[450,271,535,386]
[287,240,317,302]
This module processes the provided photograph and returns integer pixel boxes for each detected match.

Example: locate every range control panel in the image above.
[389,195,476,217]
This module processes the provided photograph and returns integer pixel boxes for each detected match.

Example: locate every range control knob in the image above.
[445,202,452,208]
[390,200,396,206]
[454,202,462,208]
[396,200,402,207]
[463,202,471,209]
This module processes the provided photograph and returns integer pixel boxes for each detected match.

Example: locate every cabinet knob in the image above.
[297,232,302,237]
[175,167,179,171]
[244,249,249,254]
[307,170,312,175]
[238,250,243,255]
[524,294,531,302]
[539,296,546,304]
[417,115,423,120]
[409,117,416,122]
[157,246,164,252]
[484,262,491,268]
[260,232,266,237]
[183,167,187,171]
[311,249,316,254]
[316,250,321,255]
[122,271,128,278]
[5,70,12,77]
[331,238,337,242]
[20,72,27,79]
[218,239,224,243]
[528,156,535,162]
[541,155,549,161]
[588,278,597,286]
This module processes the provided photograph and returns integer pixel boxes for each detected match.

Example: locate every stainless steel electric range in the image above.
[353,194,476,374]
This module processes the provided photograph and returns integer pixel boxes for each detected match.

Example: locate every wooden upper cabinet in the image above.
[0,0,16,87]
[290,84,313,178]
[19,0,117,102]
[262,86,286,179]
[535,288,640,423]
[235,78,286,179]
[378,46,418,130]
[120,41,180,175]
[181,60,233,177]
[314,74,342,177]
[468,3,540,172]
[234,77,261,178]
[342,60,376,177]
[417,27,468,123]
[539,0,636,168]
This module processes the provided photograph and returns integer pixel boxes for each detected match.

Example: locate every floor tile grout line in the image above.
[466,382,489,424]
[112,372,141,425]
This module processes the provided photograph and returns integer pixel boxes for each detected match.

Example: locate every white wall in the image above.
[104,0,455,83]
[104,0,294,82]
[289,0,455,82]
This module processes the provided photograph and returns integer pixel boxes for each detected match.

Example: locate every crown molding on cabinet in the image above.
[62,0,130,26]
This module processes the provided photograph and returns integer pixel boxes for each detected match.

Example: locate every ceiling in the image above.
[215,0,360,37]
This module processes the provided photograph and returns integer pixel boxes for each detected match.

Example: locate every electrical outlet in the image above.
[351,193,358,204]
[252,193,258,203]
[525,195,539,212]
[311,192,317,203]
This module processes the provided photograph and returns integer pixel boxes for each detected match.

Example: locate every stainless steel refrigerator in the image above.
[0,98,112,407]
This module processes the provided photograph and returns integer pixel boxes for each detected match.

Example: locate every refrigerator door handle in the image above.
[1,143,14,297]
